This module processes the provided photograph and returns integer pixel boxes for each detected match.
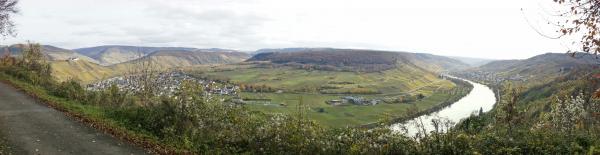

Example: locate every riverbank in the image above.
[392,78,497,136]
[361,77,474,128]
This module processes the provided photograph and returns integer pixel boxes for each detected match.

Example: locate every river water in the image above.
[391,78,497,137]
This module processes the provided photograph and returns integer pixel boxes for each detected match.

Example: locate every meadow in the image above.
[191,63,469,127]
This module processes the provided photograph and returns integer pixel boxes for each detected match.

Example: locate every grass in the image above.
[194,63,444,95]
[47,60,467,128]
[242,92,459,128]
[197,64,466,128]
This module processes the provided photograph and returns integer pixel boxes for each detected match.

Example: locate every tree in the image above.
[495,83,521,136]
[553,0,600,55]
[416,93,425,100]
[547,94,586,132]
[239,84,246,92]
[18,42,51,82]
[125,52,161,106]
[0,0,18,38]
[20,43,43,66]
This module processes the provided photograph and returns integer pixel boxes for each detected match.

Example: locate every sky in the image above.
[0,0,573,59]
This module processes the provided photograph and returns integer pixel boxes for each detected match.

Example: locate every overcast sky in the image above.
[0,0,572,59]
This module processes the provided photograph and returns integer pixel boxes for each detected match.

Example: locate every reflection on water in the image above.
[391,78,497,137]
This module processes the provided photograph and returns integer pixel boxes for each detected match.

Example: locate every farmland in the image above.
[189,63,470,127]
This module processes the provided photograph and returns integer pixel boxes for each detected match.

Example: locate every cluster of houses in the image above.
[455,71,526,85]
[326,96,381,106]
[86,71,239,96]
[209,86,238,95]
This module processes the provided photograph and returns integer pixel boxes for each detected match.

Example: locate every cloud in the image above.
[2,0,569,59]
[86,0,272,49]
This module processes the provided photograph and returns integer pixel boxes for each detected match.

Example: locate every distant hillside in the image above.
[74,45,198,65]
[478,53,599,76]
[247,48,469,72]
[475,59,521,72]
[50,59,118,83]
[402,53,470,71]
[449,56,495,67]
[0,45,99,64]
[252,48,324,55]
[49,50,249,83]
[135,50,250,68]
[41,45,100,64]
[479,53,600,71]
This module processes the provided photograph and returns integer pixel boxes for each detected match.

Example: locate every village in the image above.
[86,71,239,97]
[454,71,526,85]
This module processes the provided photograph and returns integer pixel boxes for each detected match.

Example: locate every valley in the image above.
[184,49,473,127]
[1,45,476,127]
[2,0,600,154]
[2,43,600,154]
[7,44,599,130]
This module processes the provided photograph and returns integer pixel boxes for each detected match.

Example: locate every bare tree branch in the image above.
[0,0,18,38]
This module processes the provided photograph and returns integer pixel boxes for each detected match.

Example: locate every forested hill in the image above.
[247,48,469,72]
[477,53,599,77]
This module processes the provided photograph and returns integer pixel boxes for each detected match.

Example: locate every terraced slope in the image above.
[74,45,198,65]
[50,60,118,83]
[248,48,469,72]
[0,45,98,64]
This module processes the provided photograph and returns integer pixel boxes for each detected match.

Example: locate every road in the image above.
[0,82,149,155]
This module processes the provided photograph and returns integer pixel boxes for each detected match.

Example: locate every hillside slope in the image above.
[122,50,250,69]
[1,45,99,64]
[130,50,250,68]
[247,48,469,72]
[401,53,470,72]
[449,56,495,67]
[480,53,597,78]
[457,53,599,87]
[50,49,250,83]
[74,45,198,65]
[50,60,118,83]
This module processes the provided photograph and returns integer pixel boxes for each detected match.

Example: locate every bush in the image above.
[52,79,85,101]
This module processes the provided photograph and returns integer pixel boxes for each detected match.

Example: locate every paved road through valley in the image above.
[0,82,148,155]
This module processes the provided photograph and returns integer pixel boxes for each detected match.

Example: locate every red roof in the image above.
[593,74,600,79]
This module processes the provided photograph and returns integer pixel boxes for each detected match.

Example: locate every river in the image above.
[391,77,497,137]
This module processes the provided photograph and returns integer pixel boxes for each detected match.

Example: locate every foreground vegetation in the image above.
[1,43,600,154]
[0,134,8,154]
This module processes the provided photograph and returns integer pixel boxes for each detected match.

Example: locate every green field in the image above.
[193,63,444,94]
[240,92,462,128]
[192,63,468,128]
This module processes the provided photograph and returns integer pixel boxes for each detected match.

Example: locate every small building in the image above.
[342,96,363,104]
[67,57,79,62]
[326,100,343,106]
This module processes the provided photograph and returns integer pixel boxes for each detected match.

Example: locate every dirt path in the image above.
[0,82,149,155]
